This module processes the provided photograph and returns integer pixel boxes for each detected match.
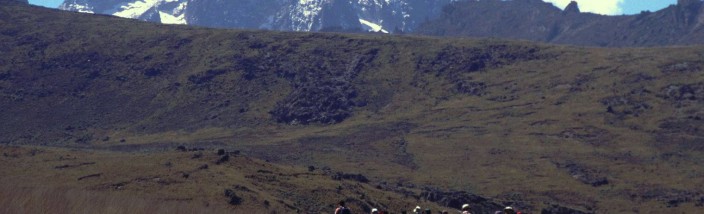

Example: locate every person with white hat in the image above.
[503,206,518,214]
[413,205,422,214]
[461,204,471,214]
[371,208,379,214]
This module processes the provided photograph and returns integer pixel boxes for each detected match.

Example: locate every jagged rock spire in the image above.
[678,0,702,6]
[3,0,29,4]
[563,1,580,14]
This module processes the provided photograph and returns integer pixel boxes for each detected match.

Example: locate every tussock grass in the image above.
[0,186,222,214]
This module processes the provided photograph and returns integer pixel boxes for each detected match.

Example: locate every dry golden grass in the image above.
[0,146,451,213]
[0,186,223,214]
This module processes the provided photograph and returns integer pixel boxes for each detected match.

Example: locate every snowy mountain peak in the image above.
[60,0,187,24]
[59,0,459,32]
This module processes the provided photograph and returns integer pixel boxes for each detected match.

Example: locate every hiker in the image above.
[413,205,422,214]
[371,208,379,214]
[424,208,432,214]
[461,204,472,214]
[335,201,351,214]
[503,206,521,214]
[441,210,449,214]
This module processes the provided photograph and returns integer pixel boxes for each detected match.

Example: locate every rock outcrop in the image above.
[562,1,580,15]
[420,189,505,214]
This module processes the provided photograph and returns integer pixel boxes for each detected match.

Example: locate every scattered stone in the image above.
[188,147,205,151]
[487,94,518,102]
[633,188,703,208]
[188,69,227,85]
[420,188,504,214]
[110,182,127,190]
[176,146,187,152]
[601,93,651,118]
[541,204,590,214]
[77,173,102,181]
[494,192,533,211]
[232,185,251,192]
[224,189,243,205]
[54,162,95,169]
[270,82,358,124]
[621,73,654,84]
[554,162,609,187]
[659,61,702,73]
[660,83,704,106]
[658,118,704,137]
[270,50,377,125]
[191,152,203,159]
[415,45,544,97]
[558,126,613,146]
[456,81,487,96]
[217,149,225,155]
[416,46,483,74]
[198,164,209,170]
[331,172,369,183]
[216,155,230,165]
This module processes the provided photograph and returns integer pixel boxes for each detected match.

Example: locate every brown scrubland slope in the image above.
[2,1,704,213]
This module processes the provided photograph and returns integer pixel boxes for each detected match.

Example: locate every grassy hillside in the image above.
[0,145,459,213]
[2,2,704,213]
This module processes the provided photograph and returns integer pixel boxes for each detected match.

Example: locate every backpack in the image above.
[340,207,351,214]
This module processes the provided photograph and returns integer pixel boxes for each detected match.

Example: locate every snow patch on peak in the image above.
[60,3,95,14]
[159,11,185,24]
[159,1,187,24]
[289,0,325,31]
[171,1,186,14]
[111,0,161,19]
[359,18,388,33]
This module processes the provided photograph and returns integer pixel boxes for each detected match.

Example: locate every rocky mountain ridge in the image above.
[57,0,704,46]
[2,0,27,4]
[58,0,456,32]
[417,0,704,47]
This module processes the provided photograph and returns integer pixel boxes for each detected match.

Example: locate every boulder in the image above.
[541,204,589,214]
[331,172,370,183]
[420,189,504,214]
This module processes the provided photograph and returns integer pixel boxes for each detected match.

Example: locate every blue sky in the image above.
[29,0,63,8]
[544,0,677,15]
[30,0,677,15]
[621,0,677,14]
